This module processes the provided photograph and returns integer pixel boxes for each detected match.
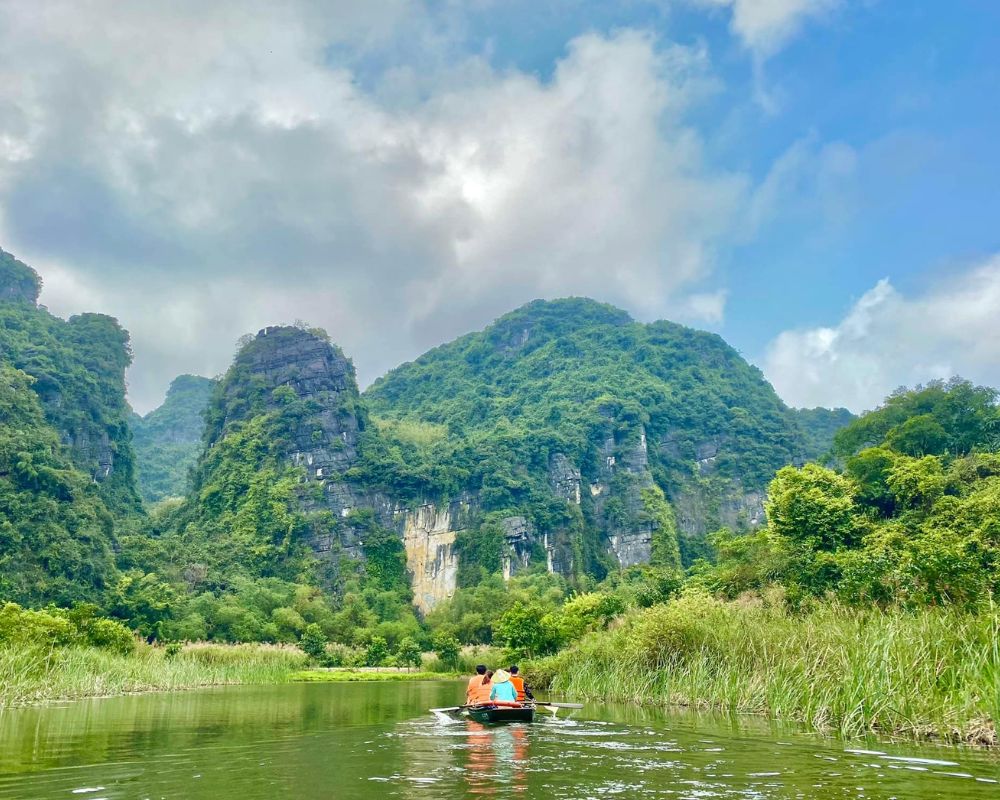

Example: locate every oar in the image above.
[429,705,467,713]
[536,702,583,709]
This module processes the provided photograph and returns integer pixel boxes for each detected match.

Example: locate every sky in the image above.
[0,1,998,414]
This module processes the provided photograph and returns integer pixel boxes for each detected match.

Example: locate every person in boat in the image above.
[466,664,492,706]
[489,669,519,703]
[508,665,533,702]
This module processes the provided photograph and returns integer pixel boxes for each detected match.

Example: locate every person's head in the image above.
[475,664,487,675]
[509,665,519,675]
[492,668,511,684]
[483,669,494,684]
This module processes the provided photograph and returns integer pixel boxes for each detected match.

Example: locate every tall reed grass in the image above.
[534,591,999,745]
[0,641,307,707]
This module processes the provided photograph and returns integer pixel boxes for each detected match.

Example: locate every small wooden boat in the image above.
[466,703,535,724]
[429,701,582,724]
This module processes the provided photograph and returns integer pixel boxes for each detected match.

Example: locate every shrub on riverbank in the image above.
[533,590,999,745]
[0,602,136,654]
[0,641,307,707]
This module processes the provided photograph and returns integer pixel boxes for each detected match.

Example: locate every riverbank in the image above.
[292,668,458,682]
[0,641,308,707]
[531,592,999,746]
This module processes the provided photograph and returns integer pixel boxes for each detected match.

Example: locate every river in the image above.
[0,681,996,799]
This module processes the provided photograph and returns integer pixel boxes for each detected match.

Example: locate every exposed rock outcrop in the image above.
[671,478,766,538]
[400,501,469,613]
[0,248,41,305]
[501,515,533,579]
[549,453,581,504]
[589,424,658,568]
[208,326,488,611]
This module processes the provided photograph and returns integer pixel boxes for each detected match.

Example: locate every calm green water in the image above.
[0,682,997,799]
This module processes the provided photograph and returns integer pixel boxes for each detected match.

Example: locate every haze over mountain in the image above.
[131,375,216,504]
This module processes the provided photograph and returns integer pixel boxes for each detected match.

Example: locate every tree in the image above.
[833,379,999,458]
[431,631,460,668]
[846,447,897,517]
[396,636,422,671]
[111,573,177,641]
[766,464,859,552]
[493,602,555,658]
[365,635,390,667]
[886,414,949,457]
[299,623,328,662]
[886,455,946,511]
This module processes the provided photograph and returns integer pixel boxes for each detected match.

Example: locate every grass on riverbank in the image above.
[291,668,457,682]
[532,591,1000,746]
[0,641,307,707]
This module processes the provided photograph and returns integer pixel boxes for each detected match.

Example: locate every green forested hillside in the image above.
[0,249,140,514]
[363,298,832,573]
[115,326,425,645]
[0,365,117,605]
[0,249,139,605]
[131,375,215,504]
[1,256,863,651]
[366,298,807,487]
[793,406,856,459]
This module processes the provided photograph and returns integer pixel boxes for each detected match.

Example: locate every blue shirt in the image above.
[490,680,518,702]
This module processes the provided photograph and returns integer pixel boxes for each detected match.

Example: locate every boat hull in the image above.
[466,705,535,724]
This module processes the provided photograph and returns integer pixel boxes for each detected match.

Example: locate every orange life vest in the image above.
[466,675,491,705]
[509,675,526,702]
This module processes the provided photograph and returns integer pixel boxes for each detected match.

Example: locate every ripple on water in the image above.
[1,684,998,799]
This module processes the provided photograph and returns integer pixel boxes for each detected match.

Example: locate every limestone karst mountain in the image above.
[161,300,851,614]
[0,248,139,513]
[365,297,845,571]
[0,249,137,604]
[2,245,853,625]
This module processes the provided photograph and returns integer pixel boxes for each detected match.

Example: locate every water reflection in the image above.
[463,721,529,796]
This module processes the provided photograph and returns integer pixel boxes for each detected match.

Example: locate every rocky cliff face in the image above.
[364,297,837,576]
[401,501,469,613]
[201,326,482,610]
[210,326,677,611]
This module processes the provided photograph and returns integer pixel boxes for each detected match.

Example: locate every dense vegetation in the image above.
[701,379,1000,609]
[0,251,138,608]
[4,249,999,742]
[115,328,426,656]
[131,374,215,504]
[0,366,118,605]
[362,298,848,581]
[0,600,306,707]
[0,251,140,514]
[793,406,856,460]
[366,298,820,494]
[537,591,999,744]
[532,379,1000,742]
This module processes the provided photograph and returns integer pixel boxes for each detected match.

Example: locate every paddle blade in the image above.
[540,702,584,709]
[429,706,462,713]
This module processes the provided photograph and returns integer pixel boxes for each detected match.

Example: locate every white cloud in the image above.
[689,0,840,56]
[764,255,1000,412]
[0,2,748,411]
